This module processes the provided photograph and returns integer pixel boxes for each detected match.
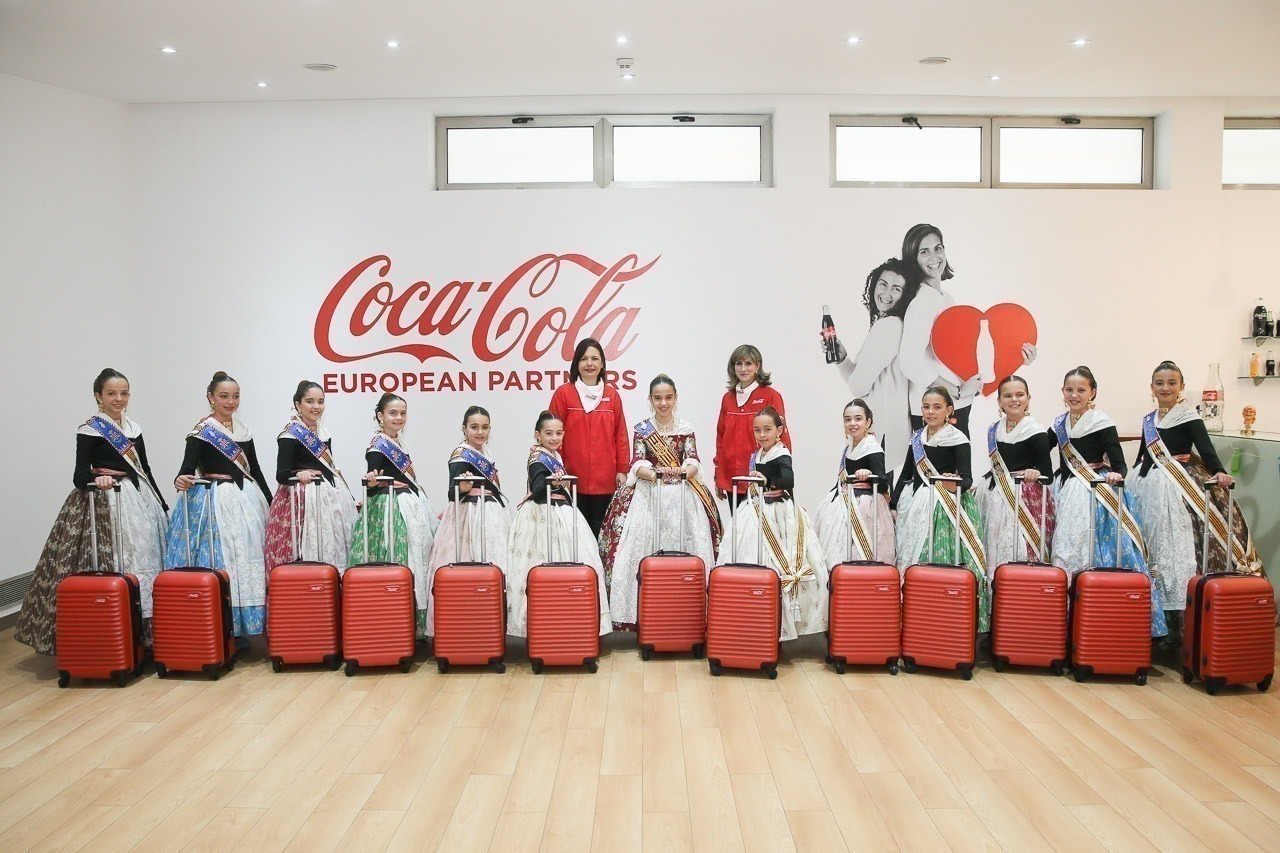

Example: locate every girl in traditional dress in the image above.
[599,374,723,631]
[829,259,916,465]
[349,392,438,639]
[166,371,274,645]
[505,411,610,638]
[813,398,896,570]
[891,386,989,632]
[731,407,828,640]
[977,375,1056,577]
[1049,366,1166,638]
[263,380,357,572]
[426,405,511,637]
[1130,361,1262,639]
[714,344,791,512]
[16,369,170,655]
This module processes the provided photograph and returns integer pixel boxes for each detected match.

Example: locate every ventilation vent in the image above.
[0,572,32,613]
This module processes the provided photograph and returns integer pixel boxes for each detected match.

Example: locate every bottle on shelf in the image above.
[1202,363,1225,433]
[1268,351,1276,377]
[1254,298,1270,337]
[1270,311,1276,337]
[821,304,840,364]
[1250,353,1261,378]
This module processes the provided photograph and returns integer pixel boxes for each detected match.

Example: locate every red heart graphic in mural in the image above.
[930,303,1037,396]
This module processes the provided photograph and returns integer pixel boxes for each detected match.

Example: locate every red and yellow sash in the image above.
[636,421,723,544]
[987,422,1043,559]
[1053,413,1146,559]
[911,429,985,567]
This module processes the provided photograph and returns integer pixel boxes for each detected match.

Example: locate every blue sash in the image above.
[911,428,927,465]
[531,449,566,479]
[458,446,500,488]
[287,422,330,466]
[371,435,413,476]
[88,415,134,457]
[987,422,999,456]
[1052,413,1070,450]
[195,421,250,475]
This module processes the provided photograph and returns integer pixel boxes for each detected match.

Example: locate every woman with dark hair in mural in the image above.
[896,223,1036,436]
[828,257,917,463]
[548,337,630,538]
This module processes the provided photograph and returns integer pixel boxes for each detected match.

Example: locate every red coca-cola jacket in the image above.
[548,382,630,496]
[714,384,791,493]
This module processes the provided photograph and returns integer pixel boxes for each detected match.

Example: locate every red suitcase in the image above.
[990,475,1069,674]
[342,477,416,676]
[432,474,506,673]
[901,474,978,679]
[1070,479,1150,685]
[56,483,144,687]
[1182,481,1275,694]
[707,476,781,679]
[268,479,342,672]
[638,471,707,660]
[827,475,901,675]
[152,479,236,679]
[527,476,601,674]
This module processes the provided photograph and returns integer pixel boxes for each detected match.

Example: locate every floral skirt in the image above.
[349,489,436,639]
[263,480,358,572]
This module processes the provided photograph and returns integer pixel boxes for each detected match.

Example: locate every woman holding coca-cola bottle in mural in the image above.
[548,338,630,537]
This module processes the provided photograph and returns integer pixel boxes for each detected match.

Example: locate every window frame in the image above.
[991,116,1154,189]
[436,114,773,190]
[830,115,992,188]
[1223,118,1280,190]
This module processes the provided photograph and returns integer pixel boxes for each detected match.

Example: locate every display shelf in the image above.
[1239,375,1280,385]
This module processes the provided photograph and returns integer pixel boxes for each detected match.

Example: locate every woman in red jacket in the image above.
[714,344,791,512]
[549,338,630,536]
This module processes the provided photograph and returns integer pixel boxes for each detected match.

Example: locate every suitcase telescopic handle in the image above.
[652,469,689,555]
[183,478,215,567]
[732,474,766,564]
[375,476,397,558]
[453,474,487,563]
[544,474,578,564]
[846,473,881,563]
[288,476,303,561]
[1087,477,1125,567]
[1201,478,1235,575]
[86,476,125,574]
[1005,473,1053,562]
[926,474,963,566]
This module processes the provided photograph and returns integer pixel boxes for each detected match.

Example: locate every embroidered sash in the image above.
[1053,414,1146,559]
[85,416,164,504]
[1142,412,1247,567]
[748,450,812,597]
[370,434,419,489]
[455,446,501,490]
[911,429,986,567]
[636,421,723,543]
[285,421,351,495]
[195,420,252,477]
[833,447,876,561]
[988,422,1043,559]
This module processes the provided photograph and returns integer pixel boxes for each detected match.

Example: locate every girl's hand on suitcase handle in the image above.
[93,474,122,491]
[637,465,657,482]
[294,469,322,485]
[174,474,196,491]
[1102,471,1123,487]
[1205,473,1235,489]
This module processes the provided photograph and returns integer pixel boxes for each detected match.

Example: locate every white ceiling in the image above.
[1,0,1278,105]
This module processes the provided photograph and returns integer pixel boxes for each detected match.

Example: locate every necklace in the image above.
[654,416,676,434]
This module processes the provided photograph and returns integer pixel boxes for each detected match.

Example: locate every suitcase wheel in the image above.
[960,666,974,681]
[271,659,283,674]
[992,656,1007,673]
[437,660,449,674]
[1206,680,1218,695]
[1259,675,1273,693]
[887,662,899,676]
[489,660,506,674]
[585,659,598,674]
[824,653,834,665]
[692,643,705,660]
[764,664,778,680]
[1182,667,1194,685]
[900,659,917,675]
[226,656,236,671]
[1073,668,1087,683]
[57,671,70,688]
[1135,672,1147,687]
[708,660,723,677]
[155,662,168,679]
[344,662,357,677]
[1051,661,1066,677]
[640,646,652,662]
[398,658,413,674]
[113,671,129,688]
[530,659,544,675]
[209,668,220,682]
[833,661,847,675]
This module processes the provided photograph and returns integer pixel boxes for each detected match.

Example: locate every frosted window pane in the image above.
[835,126,982,183]
[1223,129,1280,185]
[999,127,1144,184]
[613,126,761,182]
[446,127,594,184]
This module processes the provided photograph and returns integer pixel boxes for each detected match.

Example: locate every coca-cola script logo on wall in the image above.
[315,253,658,394]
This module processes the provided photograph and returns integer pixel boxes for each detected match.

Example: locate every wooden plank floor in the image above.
[1,629,1278,851]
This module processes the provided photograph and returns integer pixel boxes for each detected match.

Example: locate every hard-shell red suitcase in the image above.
[432,474,506,673]
[990,475,1069,674]
[638,471,707,660]
[342,477,416,676]
[527,476,600,674]
[268,479,342,672]
[56,483,144,687]
[1182,481,1275,694]
[901,474,978,679]
[707,476,781,679]
[1070,479,1150,685]
[827,475,901,675]
[152,479,236,679]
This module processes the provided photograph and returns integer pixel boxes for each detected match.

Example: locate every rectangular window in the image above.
[1224,119,1280,188]
[993,117,1153,188]
[438,114,771,189]
[831,117,988,187]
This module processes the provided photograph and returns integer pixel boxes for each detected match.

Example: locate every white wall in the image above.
[5,87,1280,582]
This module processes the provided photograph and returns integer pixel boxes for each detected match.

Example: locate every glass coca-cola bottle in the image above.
[821,305,839,364]
[1201,363,1224,433]
[1253,298,1269,337]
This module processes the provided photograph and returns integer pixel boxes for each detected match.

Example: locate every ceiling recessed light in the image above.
[159,46,176,54]
[989,74,1002,81]
[621,73,636,80]
[616,35,628,45]
[846,36,862,45]
[1071,38,1090,46]
[385,40,399,48]
[256,81,268,88]
[918,56,950,65]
